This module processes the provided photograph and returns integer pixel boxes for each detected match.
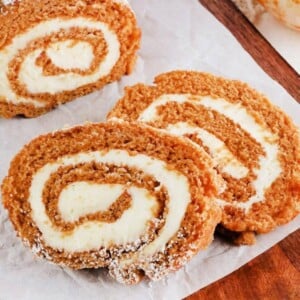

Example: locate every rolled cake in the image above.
[108,71,300,245]
[1,121,222,284]
[0,0,140,118]
[257,0,300,30]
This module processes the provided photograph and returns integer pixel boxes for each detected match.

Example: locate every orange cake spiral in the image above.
[0,0,140,118]
[1,121,222,284]
[108,71,300,245]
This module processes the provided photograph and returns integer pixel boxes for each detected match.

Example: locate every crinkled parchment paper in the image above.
[0,0,299,299]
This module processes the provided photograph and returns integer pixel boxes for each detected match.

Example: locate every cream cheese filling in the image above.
[166,122,248,179]
[29,149,190,253]
[46,40,94,71]
[58,182,126,222]
[0,18,120,107]
[138,94,282,211]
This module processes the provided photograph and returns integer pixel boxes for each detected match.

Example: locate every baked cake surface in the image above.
[0,0,140,118]
[1,121,222,284]
[108,70,300,244]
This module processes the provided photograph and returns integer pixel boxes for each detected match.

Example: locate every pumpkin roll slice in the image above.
[1,121,222,284]
[0,0,140,118]
[108,71,300,245]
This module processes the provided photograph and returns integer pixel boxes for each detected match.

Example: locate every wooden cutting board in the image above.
[185,1,300,299]
[186,230,300,300]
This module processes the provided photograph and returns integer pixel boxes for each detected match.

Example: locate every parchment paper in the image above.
[0,1,299,299]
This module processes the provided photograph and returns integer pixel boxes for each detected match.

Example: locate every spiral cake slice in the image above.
[1,121,222,284]
[108,71,300,245]
[0,0,140,118]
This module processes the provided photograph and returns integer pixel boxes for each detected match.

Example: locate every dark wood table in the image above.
[186,230,300,300]
[185,1,300,299]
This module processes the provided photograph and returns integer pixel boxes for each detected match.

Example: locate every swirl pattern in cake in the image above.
[108,71,300,245]
[0,0,140,118]
[1,122,222,284]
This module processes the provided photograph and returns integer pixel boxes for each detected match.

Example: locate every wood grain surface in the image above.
[186,230,300,300]
[198,0,300,103]
[185,2,300,299]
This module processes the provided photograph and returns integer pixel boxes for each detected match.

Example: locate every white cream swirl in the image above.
[166,122,249,179]
[138,94,282,212]
[0,18,120,107]
[29,149,190,253]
